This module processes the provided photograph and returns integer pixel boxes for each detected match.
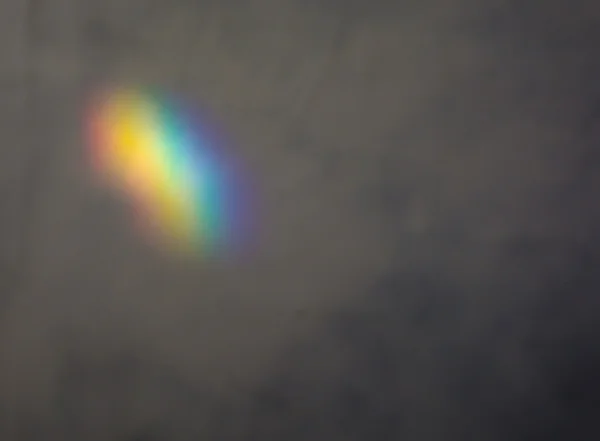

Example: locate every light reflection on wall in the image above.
[85,85,257,261]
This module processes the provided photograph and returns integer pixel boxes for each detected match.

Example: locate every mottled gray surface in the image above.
[1,0,600,440]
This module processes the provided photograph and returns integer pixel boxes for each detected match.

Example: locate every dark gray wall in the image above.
[1,0,599,440]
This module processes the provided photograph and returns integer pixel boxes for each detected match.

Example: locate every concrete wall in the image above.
[1,1,599,440]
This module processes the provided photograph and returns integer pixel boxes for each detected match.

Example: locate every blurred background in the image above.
[1,0,599,440]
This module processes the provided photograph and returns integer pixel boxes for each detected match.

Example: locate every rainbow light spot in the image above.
[86,86,255,259]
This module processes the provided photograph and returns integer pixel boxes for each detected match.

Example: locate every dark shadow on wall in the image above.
[12,240,600,441]
[241,241,600,441]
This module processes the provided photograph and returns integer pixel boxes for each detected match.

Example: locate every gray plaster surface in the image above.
[1,0,599,440]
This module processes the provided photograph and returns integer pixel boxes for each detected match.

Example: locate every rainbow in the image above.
[86,86,253,259]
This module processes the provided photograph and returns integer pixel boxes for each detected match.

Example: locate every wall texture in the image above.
[1,1,599,440]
